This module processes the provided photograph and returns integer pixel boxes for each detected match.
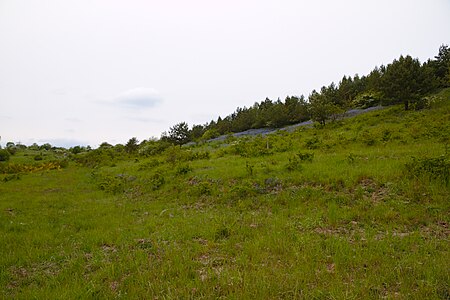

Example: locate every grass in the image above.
[1,89,449,299]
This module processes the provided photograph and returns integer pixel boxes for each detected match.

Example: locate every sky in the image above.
[1,0,449,148]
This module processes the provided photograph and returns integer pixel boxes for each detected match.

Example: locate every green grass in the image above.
[1,89,449,299]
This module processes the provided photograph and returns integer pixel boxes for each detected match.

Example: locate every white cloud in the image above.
[115,87,162,109]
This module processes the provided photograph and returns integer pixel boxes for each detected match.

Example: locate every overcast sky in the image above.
[1,0,449,148]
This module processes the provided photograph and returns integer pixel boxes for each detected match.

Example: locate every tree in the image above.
[39,143,52,151]
[167,122,191,145]
[380,55,433,110]
[431,44,450,87]
[70,145,84,154]
[284,96,309,124]
[125,137,139,154]
[99,142,113,149]
[190,124,205,141]
[308,90,340,126]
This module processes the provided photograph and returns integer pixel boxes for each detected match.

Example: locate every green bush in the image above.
[297,151,314,162]
[149,172,165,190]
[0,149,10,162]
[304,137,321,149]
[285,156,303,171]
[138,159,161,171]
[405,155,449,183]
[176,164,192,175]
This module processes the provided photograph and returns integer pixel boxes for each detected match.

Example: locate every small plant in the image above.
[304,136,320,149]
[176,164,192,175]
[347,153,356,164]
[214,225,231,241]
[245,161,254,176]
[297,151,314,162]
[381,129,392,142]
[3,174,20,182]
[285,156,302,171]
[149,172,165,190]
[361,130,376,146]
[94,173,126,194]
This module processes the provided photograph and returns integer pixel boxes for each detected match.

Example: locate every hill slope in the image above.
[1,89,449,299]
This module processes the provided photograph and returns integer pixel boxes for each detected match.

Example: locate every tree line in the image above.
[161,45,450,145]
[1,45,449,155]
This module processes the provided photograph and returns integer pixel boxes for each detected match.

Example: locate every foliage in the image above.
[296,151,314,162]
[138,139,171,156]
[308,90,342,125]
[353,91,382,108]
[175,164,192,175]
[405,155,449,183]
[0,160,66,174]
[230,136,272,157]
[285,155,303,171]
[380,55,435,110]
[125,137,139,154]
[73,147,122,167]
[149,172,165,190]
[164,122,191,145]
[0,149,11,161]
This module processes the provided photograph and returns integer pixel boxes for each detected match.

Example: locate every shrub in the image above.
[3,174,20,182]
[297,151,314,162]
[192,181,213,196]
[94,173,126,194]
[304,137,320,149]
[353,91,382,108]
[405,155,449,183]
[176,164,192,175]
[230,183,257,198]
[149,172,165,190]
[34,154,44,161]
[138,159,161,171]
[361,130,376,146]
[0,149,10,162]
[231,137,272,157]
[285,156,303,171]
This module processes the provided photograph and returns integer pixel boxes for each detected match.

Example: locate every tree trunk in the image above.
[404,100,409,111]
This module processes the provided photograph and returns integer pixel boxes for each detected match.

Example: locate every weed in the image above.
[245,161,254,176]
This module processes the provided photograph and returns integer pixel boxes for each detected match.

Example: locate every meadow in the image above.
[1,89,449,299]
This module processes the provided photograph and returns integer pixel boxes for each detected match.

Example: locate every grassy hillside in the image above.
[1,89,449,299]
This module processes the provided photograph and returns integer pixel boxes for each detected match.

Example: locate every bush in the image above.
[138,159,161,171]
[297,151,314,162]
[176,164,192,175]
[304,137,321,149]
[405,155,449,183]
[285,156,303,171]
[353,91,382,108]
[231,137,272,157]
[0,149,10,162]
[93,173,126,194]
[149,172,165,190]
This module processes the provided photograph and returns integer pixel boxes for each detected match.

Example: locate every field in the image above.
[1,89,449,299]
